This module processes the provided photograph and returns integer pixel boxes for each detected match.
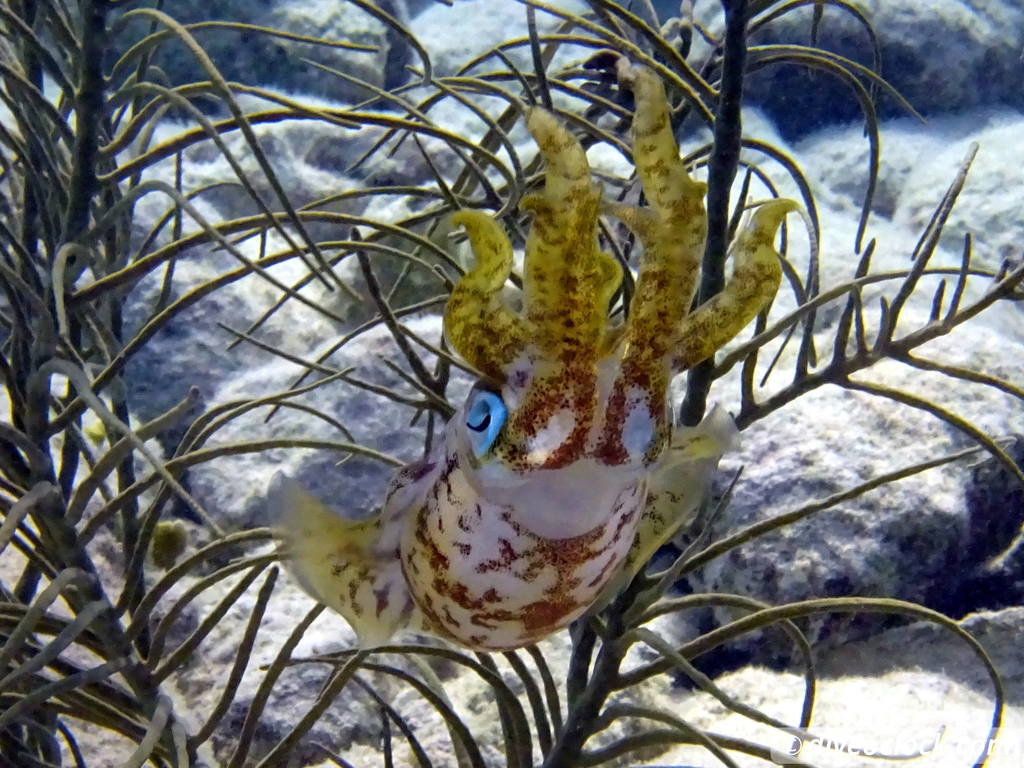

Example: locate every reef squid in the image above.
[277,65,796,650]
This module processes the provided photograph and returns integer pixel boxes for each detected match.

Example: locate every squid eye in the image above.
[465,390,507,457]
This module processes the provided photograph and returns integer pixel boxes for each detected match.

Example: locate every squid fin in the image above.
[273,474,424,649]
[591,406,739,610]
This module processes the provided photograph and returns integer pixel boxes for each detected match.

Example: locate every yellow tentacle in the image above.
[673,198,798,371]
[616,67,708,366]
[625,66,708,217]
[521,108,609,362]
[443,210,528,383]
[596,66,708,465]
[594,249,624,320]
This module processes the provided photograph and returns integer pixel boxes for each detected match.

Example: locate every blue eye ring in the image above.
[465,389,507,457]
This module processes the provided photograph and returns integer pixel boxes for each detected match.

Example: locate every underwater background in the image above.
[1,1,1023,766]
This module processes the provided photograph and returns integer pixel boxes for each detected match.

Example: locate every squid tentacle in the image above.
[521,108,609,364]
[597,67,709,464]
[444,210,528,383]
[672,198,797,372]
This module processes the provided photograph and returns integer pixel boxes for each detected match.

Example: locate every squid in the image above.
[276,65,796,650]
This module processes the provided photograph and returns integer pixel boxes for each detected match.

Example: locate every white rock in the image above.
[657,608,1024,768]
[414,0,590,77]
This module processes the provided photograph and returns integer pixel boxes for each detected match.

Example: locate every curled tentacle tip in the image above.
[449,209,474,228]
[754,197,801,220]
[743,198,801,244]
[524,104,558,136]
[517,192,546,215]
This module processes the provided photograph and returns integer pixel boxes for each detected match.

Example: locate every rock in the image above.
[795,110,1024,270]
[650,99,1024,668]
[183,314,470,531]
[181,106,376,221]
[161,562,371,767]
[407,0,446,17]
[267,0,416,103]
[894,113,1024,271]
[409,0,585,76]
[960,437,1024,610]
[675,0,1024,140]
[120,231,351,427]
[414,0,589,76]
[111,0,596,107]
[655,607,1024,768]
[112,0,417,105]
[165,586,1023,767]
[676,286,1024,666]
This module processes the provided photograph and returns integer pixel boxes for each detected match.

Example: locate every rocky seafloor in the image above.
[22,1,1024,766]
